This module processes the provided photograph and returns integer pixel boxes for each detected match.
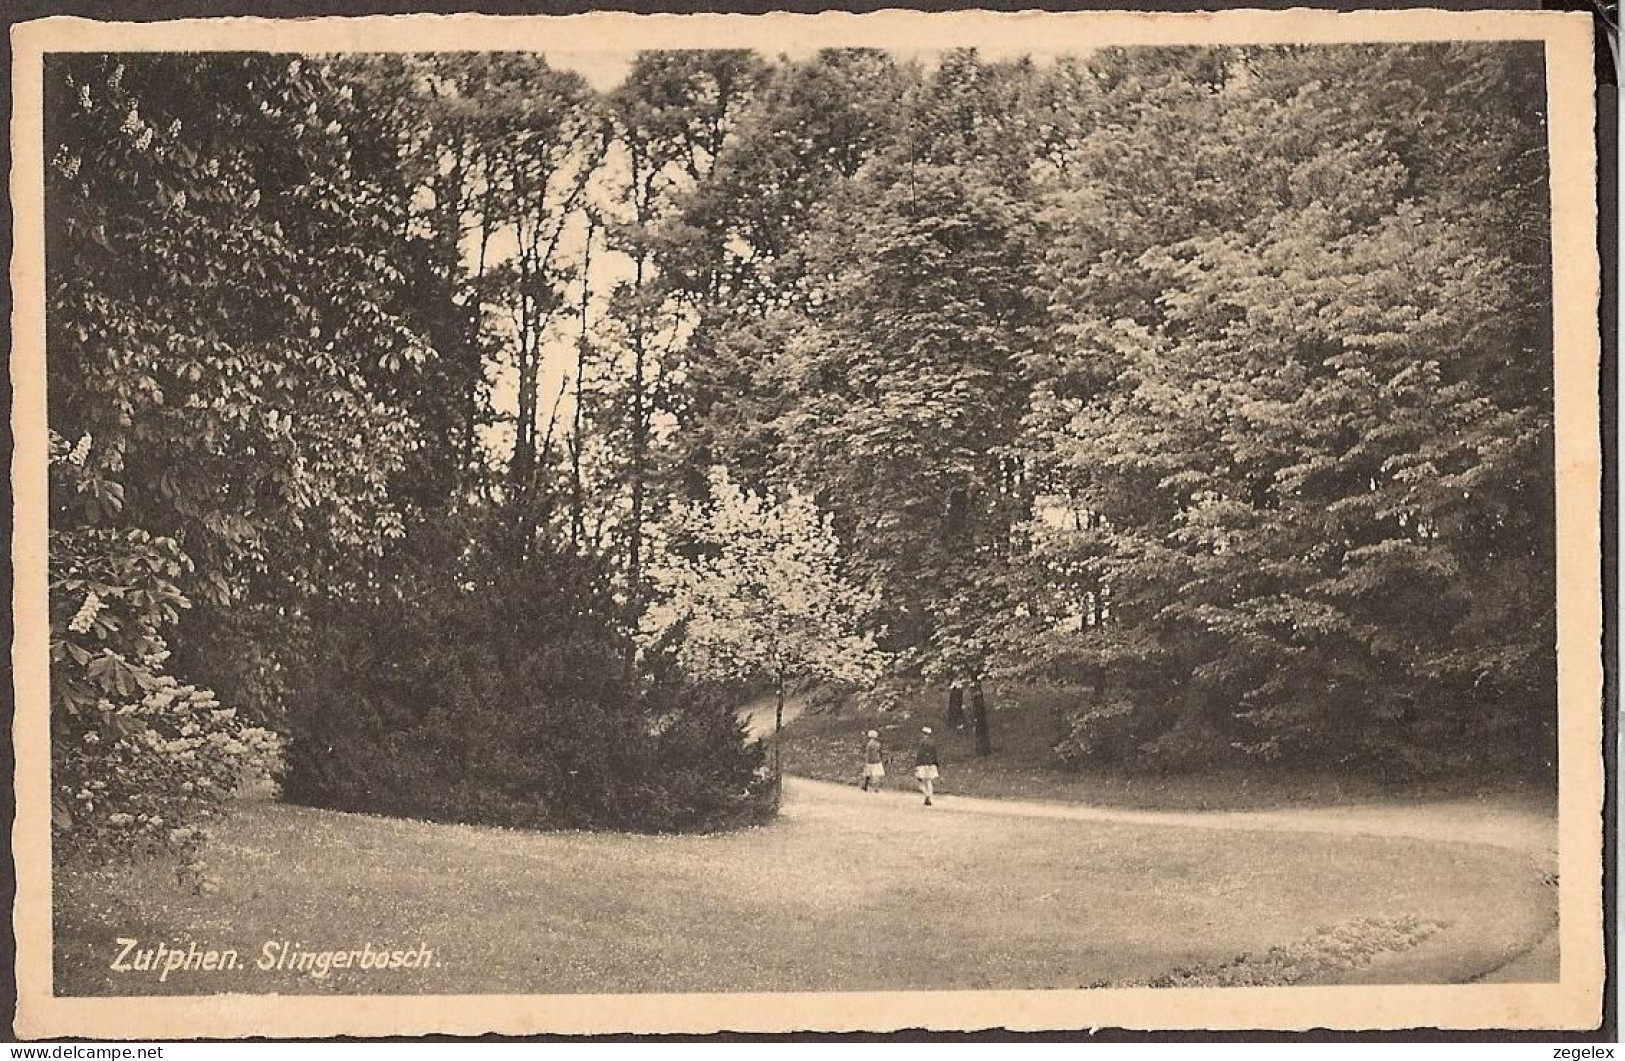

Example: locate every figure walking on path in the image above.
[861,730,885,792]
[914,727,940,806]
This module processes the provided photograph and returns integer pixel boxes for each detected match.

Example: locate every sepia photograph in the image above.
[8,8,1605,1038]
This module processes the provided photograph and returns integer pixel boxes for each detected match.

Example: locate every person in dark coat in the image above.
[914,727,940,806]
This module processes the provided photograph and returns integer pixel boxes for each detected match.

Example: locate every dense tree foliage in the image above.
[1018,44,1555,772]
[45,54,426,859]
[44,41,1557,861]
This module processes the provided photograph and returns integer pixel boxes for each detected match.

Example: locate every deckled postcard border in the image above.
[9,7,1604,1037]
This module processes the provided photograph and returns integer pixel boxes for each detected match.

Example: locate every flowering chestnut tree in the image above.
[49,431,281,865]
[45,54,419,862]
[641,467,885,772]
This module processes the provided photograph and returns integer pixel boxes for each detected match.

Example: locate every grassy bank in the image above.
[54,785,1554,995]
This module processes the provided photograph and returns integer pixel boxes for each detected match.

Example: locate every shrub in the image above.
[280,523,776,833]
[1051,695,1144,767]
[53,677,282,864]
[806,682,856,715]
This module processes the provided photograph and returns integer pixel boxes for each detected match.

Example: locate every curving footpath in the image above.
[783,776,1557,984]
[782,776,1556,865]
[750,700,1559,984]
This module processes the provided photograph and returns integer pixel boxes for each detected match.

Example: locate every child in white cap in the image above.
[914,727,940,806]
[861,730,885,792]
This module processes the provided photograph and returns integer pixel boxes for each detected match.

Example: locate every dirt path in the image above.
[741,699,1558,983]
[773,774,1559,985]
[781,777,1556,866]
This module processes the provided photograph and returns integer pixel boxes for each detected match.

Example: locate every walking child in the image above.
[914,727,940,806]
[861,730,885,792]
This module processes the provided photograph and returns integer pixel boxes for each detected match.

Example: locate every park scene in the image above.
[45,41,1560,994]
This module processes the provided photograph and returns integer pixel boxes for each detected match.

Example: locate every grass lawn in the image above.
[779,684,1558,812]
[55,783,1554,996]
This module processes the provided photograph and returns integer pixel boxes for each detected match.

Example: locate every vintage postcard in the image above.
[9,7,1604,1038]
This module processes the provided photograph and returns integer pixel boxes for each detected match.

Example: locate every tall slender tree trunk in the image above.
[512,189,538,502]
[618,152,653,680]
[945,686,966,729]
[621,233,650,681]
[570,214,595,549]
[533,375,570,533]
[462,179,496,498]
[774,666,785,799]
[628,257,647,596]
[971,681,992,756]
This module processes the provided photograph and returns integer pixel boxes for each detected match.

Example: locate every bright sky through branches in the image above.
[475,45,1089,469]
